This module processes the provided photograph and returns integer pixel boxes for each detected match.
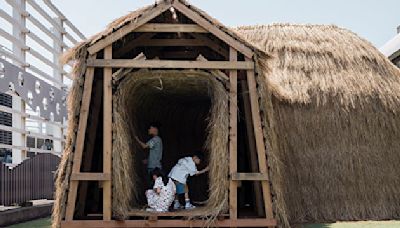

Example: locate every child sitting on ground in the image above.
[168,153,209,209]
[145,168,176,212]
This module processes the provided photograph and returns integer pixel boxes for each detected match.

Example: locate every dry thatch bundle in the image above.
[53,1,400,227]
[236,24,400,225]
[113,69,229,219]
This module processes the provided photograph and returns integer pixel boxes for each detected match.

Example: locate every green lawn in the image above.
[6,217,51,228]
[5,218,400,228]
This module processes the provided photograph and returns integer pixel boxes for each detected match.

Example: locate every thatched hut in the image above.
[53,1,400,227]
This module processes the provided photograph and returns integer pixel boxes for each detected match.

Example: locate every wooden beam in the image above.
[128,209,227,217]
[231,172,269,181]
[172,1,254,58]
[115,35,227,59]
[190,33,229,58]
[87,2,171,54]
[114,33,156,58]
[229,48,238,220]
[241,80,264,216]
[103,45,113,221]
[61,219,277,228]
[76,76,103,216]
[65,57,96,221]
[87,59,254,70]
[159,50,200,59]
[196,55,228,81]
[246,57,274,219]
[112,52,147,82]
[70,173,111,181]
[135,23,208,33]
[133,38,204,47]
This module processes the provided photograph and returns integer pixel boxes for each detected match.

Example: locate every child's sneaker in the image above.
[185,201,196,209]
[173,200,181,210]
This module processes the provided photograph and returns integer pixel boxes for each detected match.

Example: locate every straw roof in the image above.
[236,24,400,226]
[235,24,400,110]
[61,0,259,64]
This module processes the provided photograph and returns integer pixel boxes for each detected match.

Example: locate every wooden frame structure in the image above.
[62,1,276,227]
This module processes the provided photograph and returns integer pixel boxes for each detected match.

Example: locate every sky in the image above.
[52,0,400,48]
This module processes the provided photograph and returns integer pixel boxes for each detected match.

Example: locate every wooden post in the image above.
[76,77,103,216]
[65,59,95,221]
[103,45,113,220]
[240,80,264,216]
[245,57,274,219]
[229,47,238,219]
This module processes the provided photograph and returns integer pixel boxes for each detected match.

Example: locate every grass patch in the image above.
[6,217,50,228]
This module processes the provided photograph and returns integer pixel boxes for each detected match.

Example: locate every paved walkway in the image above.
[0,199,53,212]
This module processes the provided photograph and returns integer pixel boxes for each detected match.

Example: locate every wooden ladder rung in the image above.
[231,172,269,181]
[70,172,111,181]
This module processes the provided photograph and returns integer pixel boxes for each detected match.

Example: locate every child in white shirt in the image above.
[168,153,209,209]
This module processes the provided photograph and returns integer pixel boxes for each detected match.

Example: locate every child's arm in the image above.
[196,166,210,175]
[135,136,149,149]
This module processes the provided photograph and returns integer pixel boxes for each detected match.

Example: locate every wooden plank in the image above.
[76,76,103,216]
[246,57,274,219]
[132,38,205,47]
[231,172,269,181]
[114,33,156,58]
[229,47,238,220]
[64,57,96,221]
[128,209,220,217]
[241,80,264,216]
[112,53,146,82]
[172,1,253,58]
[87,59,254,70]
[135,23,208,33]
[61,218,277,228]
[196,55,228,81]
[103,45,113,221]
[70,173,111,181]
[87,2,171,54]
[190,33,229,58]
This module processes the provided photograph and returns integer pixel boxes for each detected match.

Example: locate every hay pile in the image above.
[236,24,400,226]
[113,69,229,219]
[52,45,89,228]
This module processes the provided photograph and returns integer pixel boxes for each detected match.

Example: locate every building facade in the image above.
[0,0,84,165]
[380,26,400,67]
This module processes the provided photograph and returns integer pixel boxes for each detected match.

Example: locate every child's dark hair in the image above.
[149,121,161,130]
[151,167,168,186]
[193,151,204,161]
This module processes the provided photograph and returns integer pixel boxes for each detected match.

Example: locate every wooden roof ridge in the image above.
[84,0,256,58]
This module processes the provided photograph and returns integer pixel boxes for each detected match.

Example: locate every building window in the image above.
[0,148,12,163]
[0,93,12,108]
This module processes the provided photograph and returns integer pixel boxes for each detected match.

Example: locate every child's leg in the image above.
[184,184,189,200]
[173,181,185,209]
[184,184,195,209]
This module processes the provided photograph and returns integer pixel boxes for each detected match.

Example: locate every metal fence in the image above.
[0,153,60,206]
